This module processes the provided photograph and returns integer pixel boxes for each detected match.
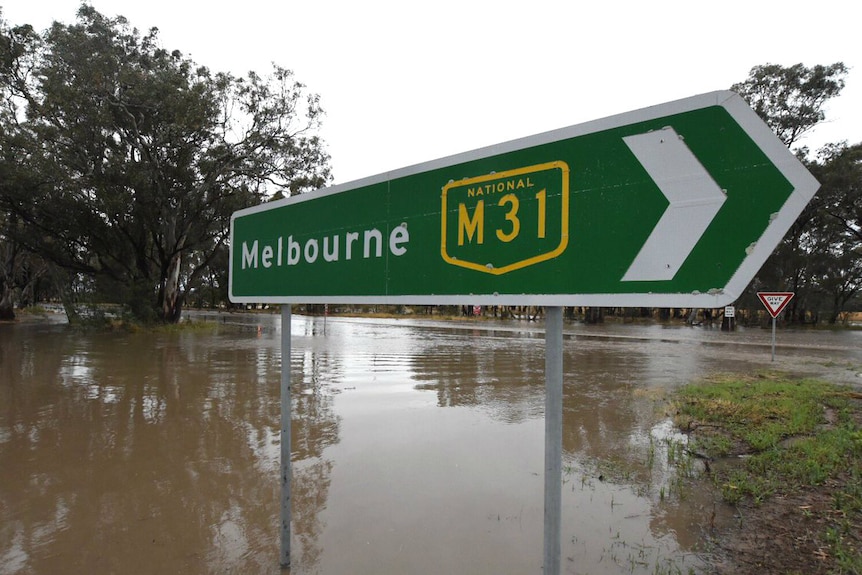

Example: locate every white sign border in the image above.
[229,91,819,308]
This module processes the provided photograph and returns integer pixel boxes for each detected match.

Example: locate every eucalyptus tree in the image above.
[731,62,848,149]
[807,143,862,322]
[0,6,330,322]
[730,62,849,322]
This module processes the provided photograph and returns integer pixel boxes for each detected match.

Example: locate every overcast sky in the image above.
[3,0,859,185]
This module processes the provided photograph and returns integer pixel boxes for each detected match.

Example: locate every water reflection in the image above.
[0,318,340,575]
[411,329,546,420]
[2,315,861,574]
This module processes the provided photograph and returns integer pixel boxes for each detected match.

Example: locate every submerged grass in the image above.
[671,372,862,572]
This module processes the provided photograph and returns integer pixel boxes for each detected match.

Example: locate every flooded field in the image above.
[2,312,861,574]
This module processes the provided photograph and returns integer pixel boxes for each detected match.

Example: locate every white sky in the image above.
[3,0,860,185]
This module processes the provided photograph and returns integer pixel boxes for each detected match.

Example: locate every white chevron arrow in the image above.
[621,127,727,282]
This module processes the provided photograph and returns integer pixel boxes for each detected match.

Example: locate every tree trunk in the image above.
[1,243,16,320]
[162,252,183,323]
[52,269,81,324]
[584,307,604,324]
[0,285,15,321]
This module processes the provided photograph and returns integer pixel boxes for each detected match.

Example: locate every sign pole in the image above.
[757,292,794,362]
[544,306,563,575]
[771,316,777,362]
[280,305,292,567]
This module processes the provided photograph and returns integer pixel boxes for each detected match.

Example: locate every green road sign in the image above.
[229,91,818,307]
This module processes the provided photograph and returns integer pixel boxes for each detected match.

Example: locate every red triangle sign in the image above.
[757,292,795,318]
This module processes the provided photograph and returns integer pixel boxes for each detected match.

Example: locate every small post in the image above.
[544,306,563,575]
[771,316,776,362]
[280,305,292,567]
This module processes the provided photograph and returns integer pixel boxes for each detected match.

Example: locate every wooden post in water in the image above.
[544,306,563,575]
[280,305,292,567]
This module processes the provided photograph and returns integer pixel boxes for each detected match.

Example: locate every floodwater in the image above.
[2,312,861,575]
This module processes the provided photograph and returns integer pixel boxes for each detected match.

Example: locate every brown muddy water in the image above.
[2,312,861,574]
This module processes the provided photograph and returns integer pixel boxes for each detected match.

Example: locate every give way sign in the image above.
[757,292,795,317]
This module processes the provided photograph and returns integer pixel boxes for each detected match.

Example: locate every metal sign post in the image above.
[757,292,795,362]
[280,305,292,567]
[770,316,775,361]
[544,307,563,574]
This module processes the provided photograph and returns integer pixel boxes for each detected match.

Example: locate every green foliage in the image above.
[731,62,848,148]
[731,62,859,323]
[807,143,862,321]
[742,142,862,324]
[0,5,331,323]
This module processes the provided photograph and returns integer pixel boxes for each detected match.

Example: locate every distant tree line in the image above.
[1,6,859,324]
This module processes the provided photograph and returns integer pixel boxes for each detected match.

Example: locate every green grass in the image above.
[674,373,860,498]
[674,373,843,452]
[672,372,862,572]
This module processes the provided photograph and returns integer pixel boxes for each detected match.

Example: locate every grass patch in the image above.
[673,372,861,500]
[671,372,862,572]
[674,372,845,454]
